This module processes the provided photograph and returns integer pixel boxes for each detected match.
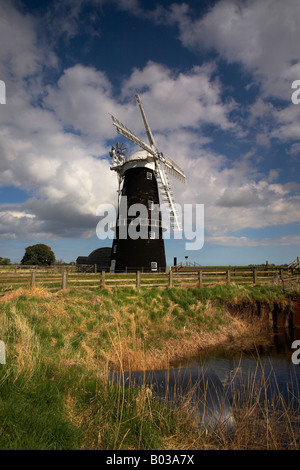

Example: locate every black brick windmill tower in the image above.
[109,94,186,272]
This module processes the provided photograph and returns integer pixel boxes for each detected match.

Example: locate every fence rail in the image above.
[281,276,300,292]
[0,266,297,292]
[0,264,96,273]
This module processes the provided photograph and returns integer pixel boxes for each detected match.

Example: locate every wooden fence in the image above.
[0,266,296,292]
[0,264,95,273]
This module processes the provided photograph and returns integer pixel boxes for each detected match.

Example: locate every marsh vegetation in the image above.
[0,285,298,449]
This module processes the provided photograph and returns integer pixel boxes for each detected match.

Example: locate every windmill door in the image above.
[110,259,116,273]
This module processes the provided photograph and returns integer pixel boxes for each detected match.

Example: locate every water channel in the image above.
[179,327,300,408]
[109,327,300,437]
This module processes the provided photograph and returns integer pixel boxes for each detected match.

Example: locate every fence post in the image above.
[227,270,230,284]
[280,269,284,281]
[273,270,279,285]
[253,267,257,285]
[62,271,68,289]
[136,270,141,289]
[101,270,105,288]
[198,271,203,288]
[94,264,97,274]
[30,271,36,289]
[169,269,173,288]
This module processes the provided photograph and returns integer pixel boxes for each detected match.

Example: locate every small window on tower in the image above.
[149,231,155,239]
[151,262,158,271]
[148,200,154,210]
[113,245,117,254]
[147,172,152,180]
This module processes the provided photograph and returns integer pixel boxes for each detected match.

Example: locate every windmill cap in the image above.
[125,149,152,162]
[122,149,156,172]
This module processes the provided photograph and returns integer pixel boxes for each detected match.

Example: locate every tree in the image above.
[0,257,10,265]
[21,244,56,266]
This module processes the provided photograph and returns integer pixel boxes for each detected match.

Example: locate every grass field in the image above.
[0,284,299,450]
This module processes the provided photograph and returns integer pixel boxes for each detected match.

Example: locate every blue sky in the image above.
[0,0,300,266]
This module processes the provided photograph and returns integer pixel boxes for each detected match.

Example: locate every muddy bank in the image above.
[290,294,300,327]
[169,298,300,368]
[223,298,300,329]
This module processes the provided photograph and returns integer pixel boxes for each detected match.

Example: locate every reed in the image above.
[220,355,300,450]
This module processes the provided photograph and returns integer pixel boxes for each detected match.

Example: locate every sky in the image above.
[0,0,300,266]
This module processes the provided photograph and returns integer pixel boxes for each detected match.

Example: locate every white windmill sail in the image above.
[156,165,183,231]
[135,94,156,150]
[135,94,186,184]
[111,114,154,155]
[110,94,185,231]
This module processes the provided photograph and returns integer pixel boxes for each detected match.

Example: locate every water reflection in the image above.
[181,327,300,407]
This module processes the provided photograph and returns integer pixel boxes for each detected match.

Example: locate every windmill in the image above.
[109,94,186,272]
